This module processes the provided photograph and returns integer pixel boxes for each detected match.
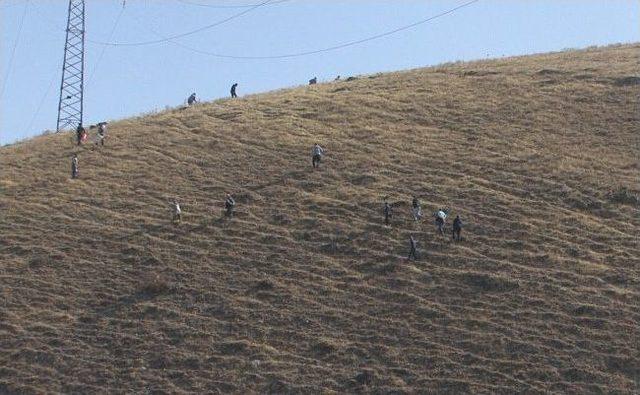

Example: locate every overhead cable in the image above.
[176,0,289,9]
[0,0,29,100]
[128,0,480,60]
[90,0,273,46]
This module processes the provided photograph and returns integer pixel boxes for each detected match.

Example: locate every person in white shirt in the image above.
[172,200,182,223]
[71,154,78,179]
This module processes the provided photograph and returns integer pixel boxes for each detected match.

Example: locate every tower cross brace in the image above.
[56,0,85,132]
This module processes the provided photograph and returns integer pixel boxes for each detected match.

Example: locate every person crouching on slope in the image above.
[312,143,325,168]
[224,193,236,217]
[407,235,419,260]
[187,92,197,106]
[172,200,182,223]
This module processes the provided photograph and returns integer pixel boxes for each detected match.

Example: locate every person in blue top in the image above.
[187,93,197,106]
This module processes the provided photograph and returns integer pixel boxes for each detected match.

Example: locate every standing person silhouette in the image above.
[224,193,236,217]
[452,215,463,241]
[311,143,325,168]
[76,123,85,146]
[407,235,419,260]
[230,83,238,98]
[383,199,392,226]
[71,154,79,179]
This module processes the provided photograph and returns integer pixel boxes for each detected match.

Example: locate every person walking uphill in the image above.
[452,215,462,241]
[412,196,422,221]
[312,143,325,168]
[76,123,86,146]
[407,235,419,260]
[96,122,107,146]
[172,200,182,223]
[230,83,238,98]
[434,208,449,236]
[71,154,78,179]
[383,200,392,226]
[224,193,236,217]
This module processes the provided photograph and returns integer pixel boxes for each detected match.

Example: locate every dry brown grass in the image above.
[1,44,639,394]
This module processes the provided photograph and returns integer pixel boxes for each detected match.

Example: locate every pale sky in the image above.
[1,0,638,144]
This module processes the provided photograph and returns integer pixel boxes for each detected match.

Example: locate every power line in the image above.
[86,5,125,86]
[176,0,289,9]
[129,0,480,60]
[0,0,25,10]
[90,0,274,46]
[0,0,29,101]
[26,73,57,133]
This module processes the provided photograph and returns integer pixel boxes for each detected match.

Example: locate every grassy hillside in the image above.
[1,44,639,394]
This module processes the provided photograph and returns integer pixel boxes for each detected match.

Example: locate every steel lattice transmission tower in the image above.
[56,0,85,132]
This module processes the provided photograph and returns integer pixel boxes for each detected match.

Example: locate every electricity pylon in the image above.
[56,0,85,132]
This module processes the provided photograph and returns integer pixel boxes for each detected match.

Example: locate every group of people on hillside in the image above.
[171,193,235,223]
[187,76,324,106]
[70,121,108,178]
[384,196,464,260]
[186,83,240,107]
[75,122,108,147]
[68,82,466,264]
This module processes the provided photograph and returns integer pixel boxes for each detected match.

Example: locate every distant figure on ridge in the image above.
[71,154,78,179]
[383,199,392,226]
[76,123,85,146]
[224,193,236,217]
[335,75,340,81]
[452,215,462,241]
[187,92,197,106]
[309,77,317,85]
[230,83,238,98]
[412,196,422,221]
[172,200,182,223]
[407,235,419,260]
[312,143,325,168]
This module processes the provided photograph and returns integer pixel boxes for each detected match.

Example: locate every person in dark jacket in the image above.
[309,77,317,85]
[383,200,392,226]
[407,235,419,260]
[230,83,238,98]
[76,123,85,146]
[435,215,445,235]
[452,215,462,241]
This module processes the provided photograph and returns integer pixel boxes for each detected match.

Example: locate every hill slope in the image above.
[1,44,639,394]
